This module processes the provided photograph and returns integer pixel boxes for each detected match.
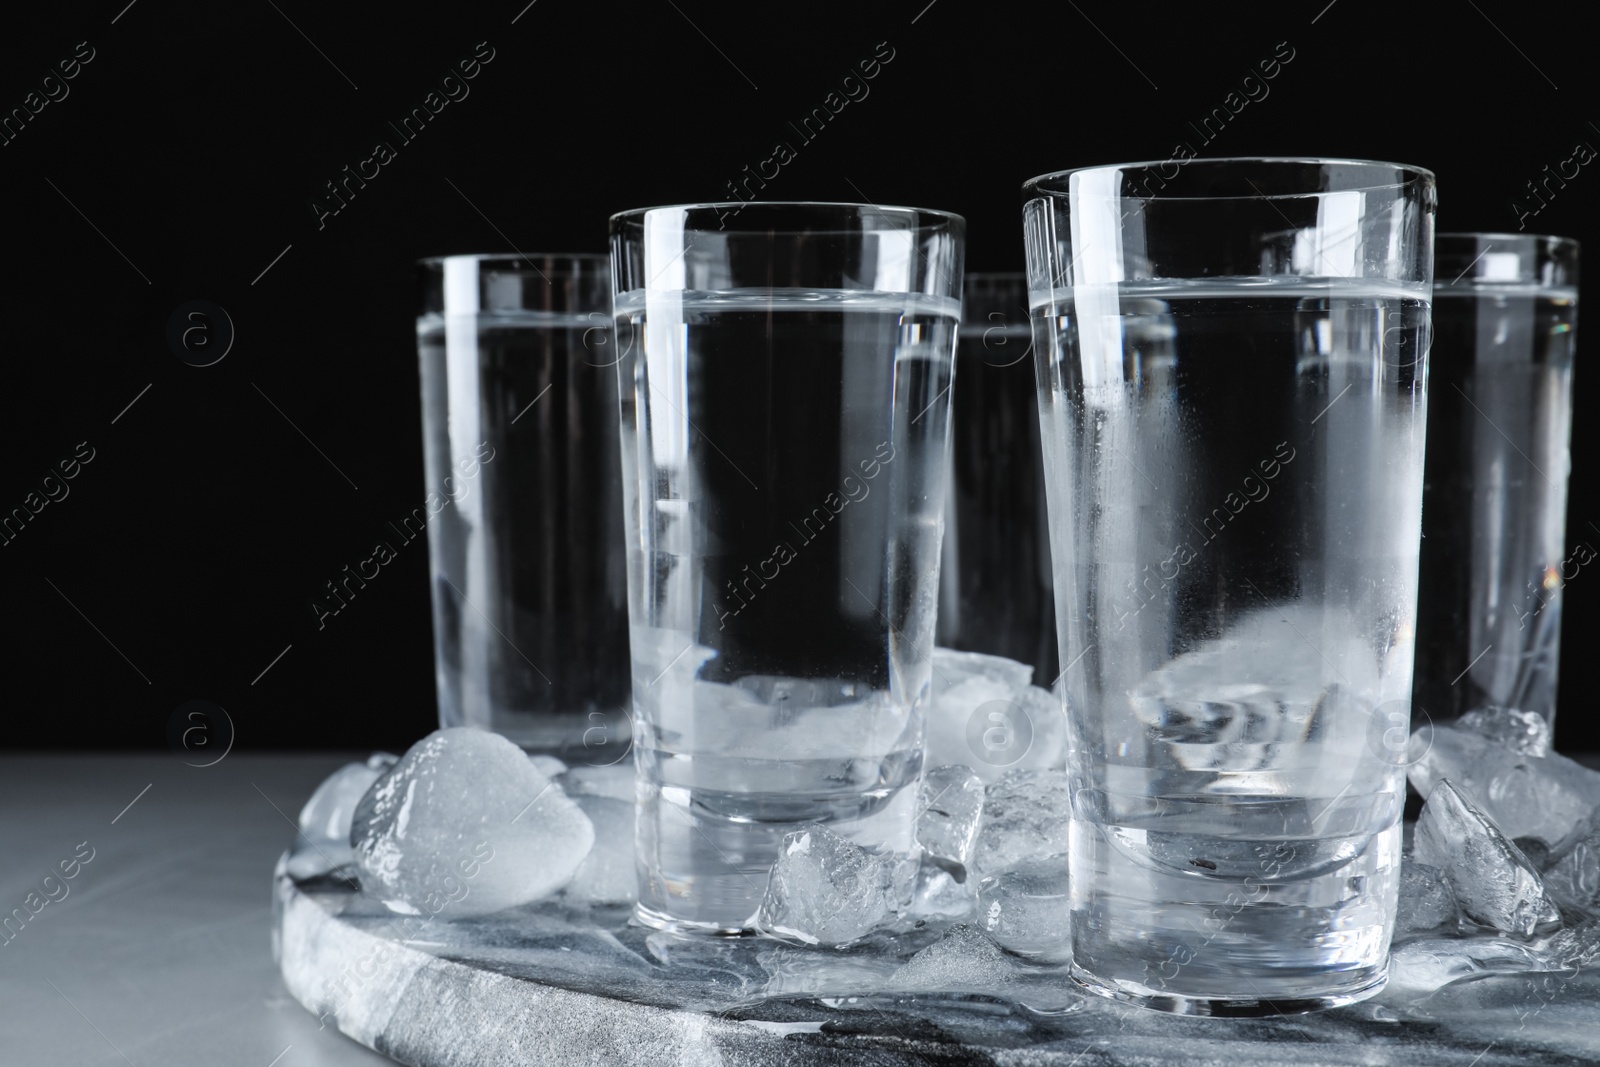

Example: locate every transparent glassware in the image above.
[416,254,631,764]
[610,202,964,933]
[1413,234,1579,731]
[1024,158,1436,1014]
[936,274,1059,685]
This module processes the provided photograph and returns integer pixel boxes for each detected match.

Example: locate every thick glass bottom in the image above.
[634,902,759,938]
[1070,963,1388,1017]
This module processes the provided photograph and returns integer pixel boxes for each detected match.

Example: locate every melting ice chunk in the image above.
[1126,603,1380,776]
[1407,721,1600,847]
[350,727,594,918]
[562,794,636,905]
[1393,860,1459,940]
[1544,807,1600,917]
[907,863,977,921]
[287,754,396,879]
[972,769,1072,877]
[916,765,985,881]
[757,826,897,946]
[976,857,1071,956]
[889,924,1016,993]
[924,648,1065,783]
[1455,707,1553,757]
[1412,778,1560,937]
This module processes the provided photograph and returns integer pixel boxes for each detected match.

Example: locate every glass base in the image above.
[634,902,760,938]
[1069,963,1388,1017]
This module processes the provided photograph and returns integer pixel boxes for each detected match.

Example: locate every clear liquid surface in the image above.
[1032,279,1425,1009]
[615,289,958,931]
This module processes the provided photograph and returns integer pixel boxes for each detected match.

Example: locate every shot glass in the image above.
[936,274,1059,684]
[416,254,630,763]
[611,202,964,933]
[1024,158,1435,1013]
[1413,234,1579,731]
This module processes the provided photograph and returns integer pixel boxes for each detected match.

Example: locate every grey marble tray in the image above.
[274,864,1600,1066]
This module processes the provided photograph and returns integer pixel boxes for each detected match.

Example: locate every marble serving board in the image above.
[275,864,1600,1067]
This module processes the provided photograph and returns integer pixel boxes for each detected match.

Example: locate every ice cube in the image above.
[1412,778,1561,936]
[1127,603,1381,775]
[1393,860,1459,939]
[299,760,387,845]
[286,758,394,879]
[976,857,1071,956]
[350,727,594,918]
[924,648,1064,783]
[916,765,984,880]
[1454,707,1552,757]
[1544,808,1600,917]
[972,768,1072,877]
[1407,721,1600,846]
[757,826,897,946]
[889,924,1015,992]
[562,794,636,905]
[907,862,977,921]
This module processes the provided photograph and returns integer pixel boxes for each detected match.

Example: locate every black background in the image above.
[0,0,1593,753]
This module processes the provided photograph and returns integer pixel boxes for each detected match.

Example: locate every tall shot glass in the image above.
[937,274,1059,684]
[1025,159,1435,1013]
[1413,235,1579,731]
[416,254,631,764]
[611,203,964,933]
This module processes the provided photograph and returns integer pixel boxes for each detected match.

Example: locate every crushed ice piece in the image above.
[916,765,985,880]
[1393,861,1459,939]
[529,754,569,777]
[907,862,977,921]
[1386,935,1566,1001]
[1543,917,1600,968]
[972,768,1072,877]
[1127,604,1381,775]
[562,794,636,905]
[559,764,635,802]
[366,751,399,771]
[889,924,1016,992]
[1407,722,1600,846]
[924,648,1065,783]
[1455,707,1552,757]
[1412,778,1561,936]
[976,857,1071,956]
[757,826,897,946]
[300,761,386,846]
[1544,808,1600,916]
[286,760,391,879]
[351,727,594,918]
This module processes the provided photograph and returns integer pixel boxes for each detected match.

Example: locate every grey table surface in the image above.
[6,752,1599,1067]
[0,753,391,1067]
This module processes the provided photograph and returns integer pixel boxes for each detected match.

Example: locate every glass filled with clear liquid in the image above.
[416,254,631,763]
[1024,159,1436,1013]
[610,203,964,933]
[1413,234,1579,732]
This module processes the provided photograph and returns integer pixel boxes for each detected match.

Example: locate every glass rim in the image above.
[416,252,609,268]
[1022,156,1436,201]
[1437,232,1580,252]
[608,200,965,230]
